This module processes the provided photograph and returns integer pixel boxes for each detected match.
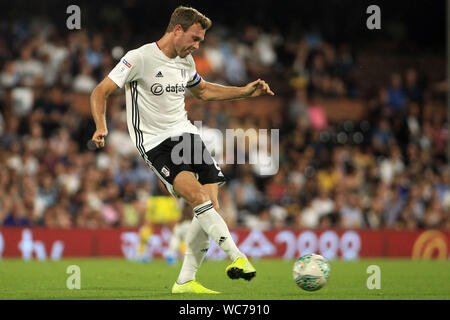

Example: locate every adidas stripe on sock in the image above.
[193,201,245,261]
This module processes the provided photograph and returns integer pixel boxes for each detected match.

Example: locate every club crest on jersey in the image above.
[122,59,132,68]
[161,166,170,177]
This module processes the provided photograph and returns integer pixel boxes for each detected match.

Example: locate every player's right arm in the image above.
[90,77,119,148]
[90,49,142,148]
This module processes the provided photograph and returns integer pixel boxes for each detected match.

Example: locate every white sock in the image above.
[193,200,245,261]
[176,217,209,284]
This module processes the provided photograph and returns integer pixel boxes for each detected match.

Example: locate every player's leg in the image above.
[174,184,218,282]
[193,132,255,281]
[145,138,219,293]
[169,171,218,293]
[203,183,256,281]
[202,183,220,211]
[175,215,209,283]
[173,171,245,262]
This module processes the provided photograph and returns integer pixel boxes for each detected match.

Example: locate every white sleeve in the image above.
[108,49,143,88]
[186,55,202,88]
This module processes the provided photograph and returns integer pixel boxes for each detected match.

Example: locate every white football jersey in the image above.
[108,42,202,158]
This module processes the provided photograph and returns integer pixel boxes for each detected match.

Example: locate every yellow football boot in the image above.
[171,280,220,294]
[225,257,256,281]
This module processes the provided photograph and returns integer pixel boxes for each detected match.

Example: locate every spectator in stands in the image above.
[203,32,226,81]
[2,198,31,227]
[229,170,263,215]
[384,184,407,227]
[387,72,406,113]
[307,93,328,131]
[403,68,422,103]
[14,44,44,87]
[339,191,364,228]
[72,61,97,93]
[287,87,309,126]
[224,39,248,86]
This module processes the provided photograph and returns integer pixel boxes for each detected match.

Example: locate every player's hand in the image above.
[244,79,275,98]
[91,128,108,148]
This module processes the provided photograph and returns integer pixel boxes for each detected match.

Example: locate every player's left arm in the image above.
[188,78,274,101]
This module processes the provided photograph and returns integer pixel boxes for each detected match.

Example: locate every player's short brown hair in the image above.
[166,6,212,33]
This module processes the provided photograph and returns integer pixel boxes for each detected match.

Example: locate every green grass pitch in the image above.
[0,258,449,300]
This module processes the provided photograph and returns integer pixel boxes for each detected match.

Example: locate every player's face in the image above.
[174,23,205,58]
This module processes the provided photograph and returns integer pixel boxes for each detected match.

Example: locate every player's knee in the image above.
[189,187,210,207]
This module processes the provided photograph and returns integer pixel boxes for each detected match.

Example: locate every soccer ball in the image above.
[293,253,330,291]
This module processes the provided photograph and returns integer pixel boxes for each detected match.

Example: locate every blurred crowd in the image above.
[0,15,449,230]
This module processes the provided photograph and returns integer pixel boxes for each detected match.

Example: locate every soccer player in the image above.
[90,6,274,294]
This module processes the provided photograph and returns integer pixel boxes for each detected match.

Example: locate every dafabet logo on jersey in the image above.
[150,83,185,95]
[165,84,185,94]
